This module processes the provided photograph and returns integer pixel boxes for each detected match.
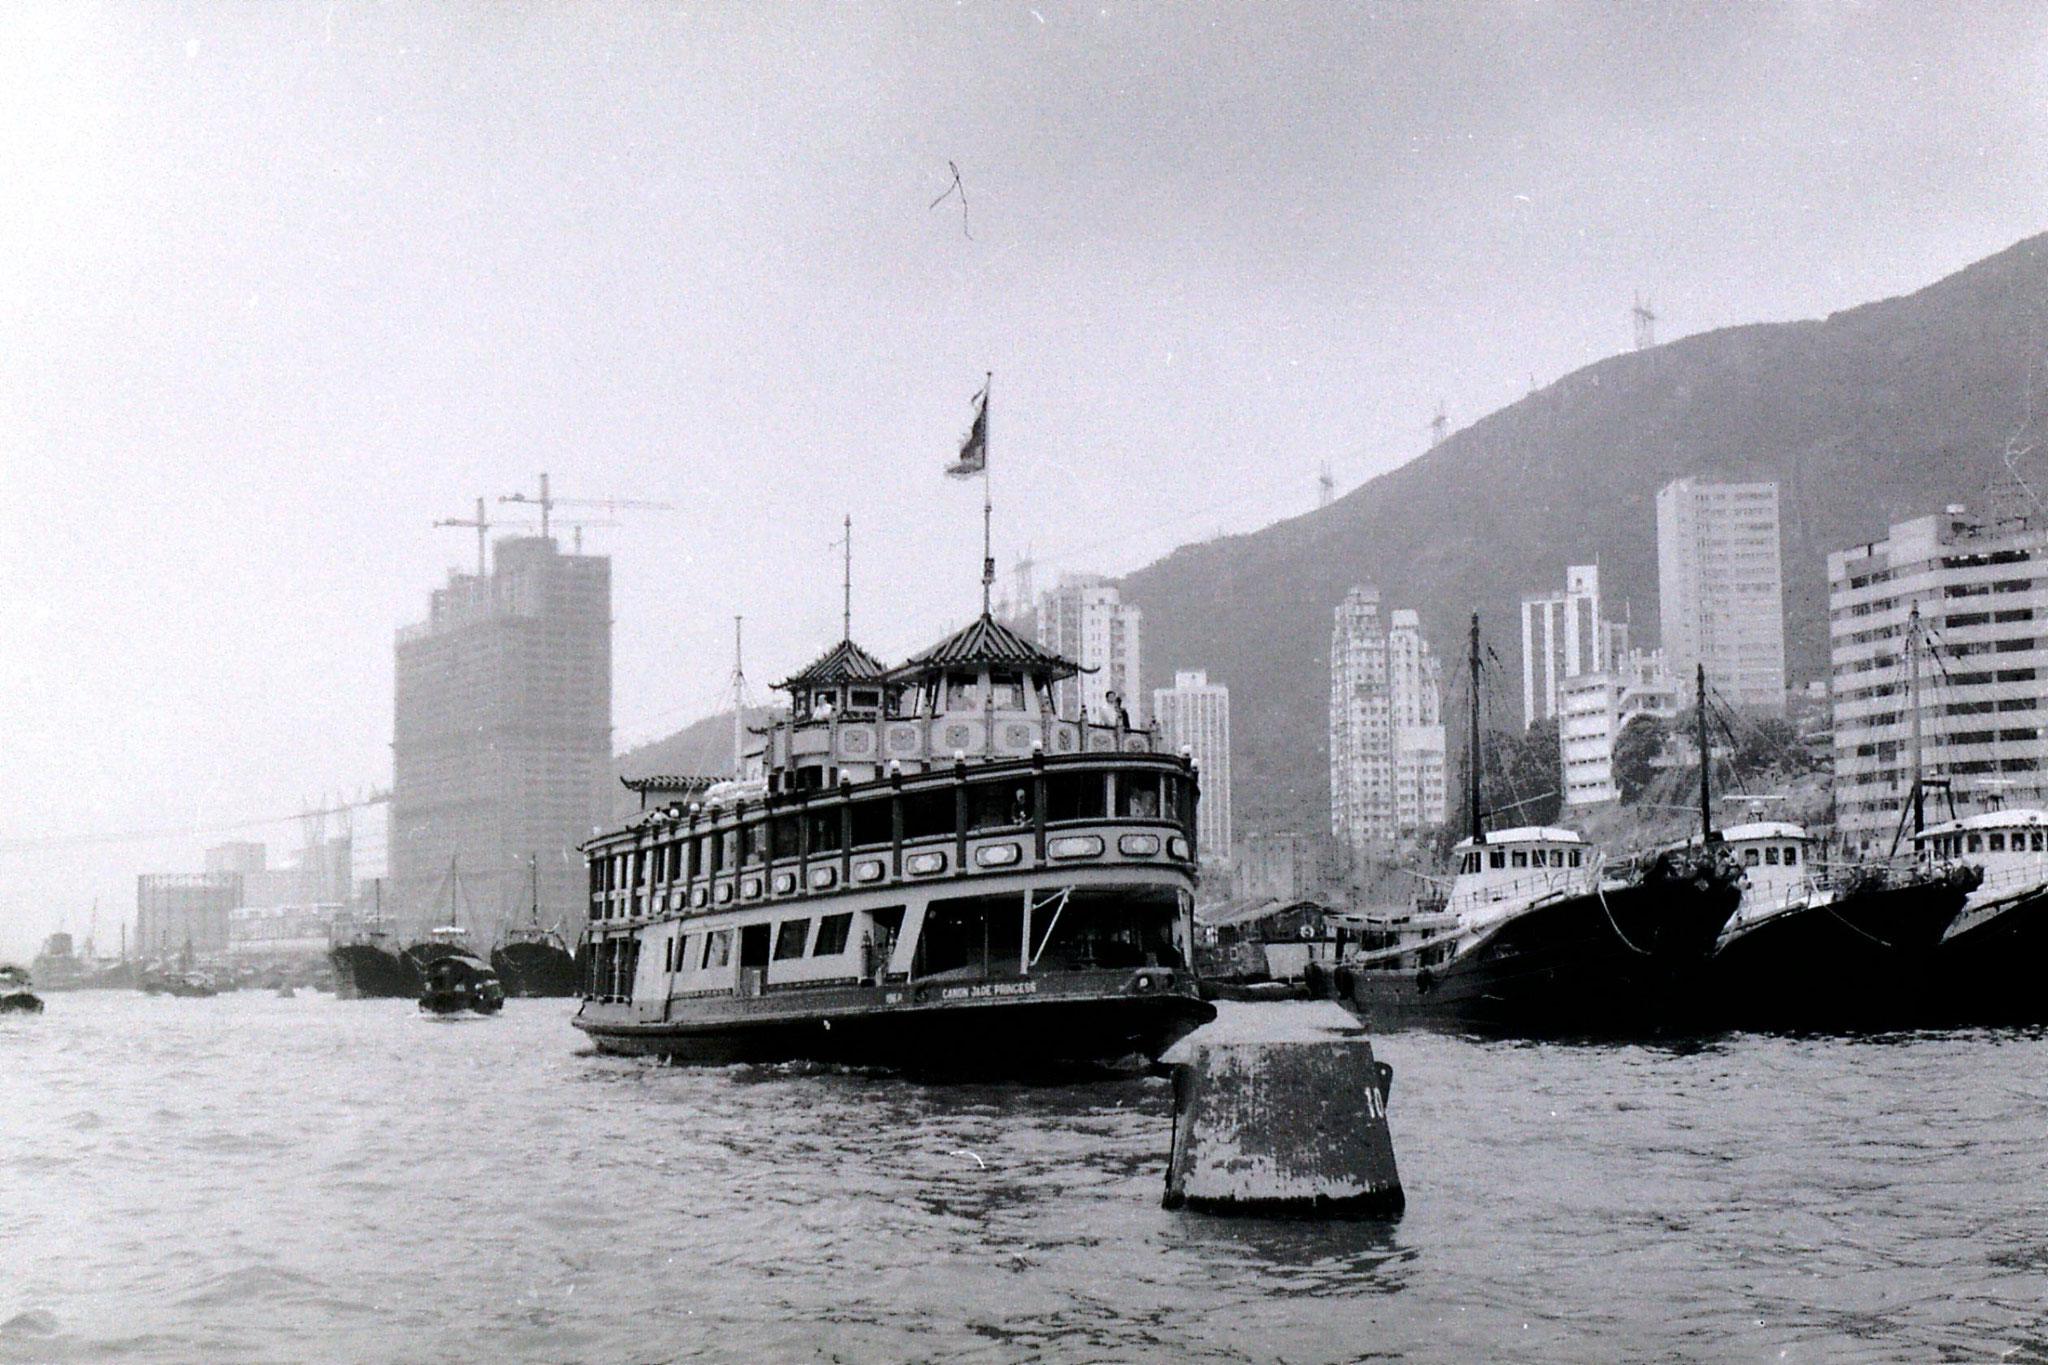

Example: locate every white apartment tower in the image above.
[1152,670,1232,867]
[1036,574,1144,724]
[1521,564,1617,729]
[1331,588,1447,858]
[1387,610,1449,835]
[1657,478,1787,712]
[1830,507,2048,850]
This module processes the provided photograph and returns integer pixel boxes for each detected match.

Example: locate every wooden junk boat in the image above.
[573,614,1214,1068]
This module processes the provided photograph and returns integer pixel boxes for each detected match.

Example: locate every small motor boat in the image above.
[0,964,44,1014]
[419,950,505,1016]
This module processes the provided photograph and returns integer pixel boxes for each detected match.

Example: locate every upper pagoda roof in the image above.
[890,613,1081,682]
[773,638,890,692]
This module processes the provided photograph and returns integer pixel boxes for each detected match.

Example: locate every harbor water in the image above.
[4,994,2046,1363]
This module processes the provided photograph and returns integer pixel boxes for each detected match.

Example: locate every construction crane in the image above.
[499,472,673,541]
[433,497,497,577]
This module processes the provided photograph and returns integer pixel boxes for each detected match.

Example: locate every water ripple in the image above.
[4,996,2047,1361]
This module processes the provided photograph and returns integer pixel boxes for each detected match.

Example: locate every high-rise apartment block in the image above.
[1830,507,2048,851]
[1657,478,1787,712]
[391,535,612,937]
[1521,564,1627,729]
[1152,669,1232,867]
[1387,610,1448,835]
[1330,588,1447,858]
[1035,574,1143,724]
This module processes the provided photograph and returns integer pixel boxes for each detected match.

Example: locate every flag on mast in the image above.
[946,382,988,478]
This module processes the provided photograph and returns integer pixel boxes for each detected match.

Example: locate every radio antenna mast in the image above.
[730,616,747,777]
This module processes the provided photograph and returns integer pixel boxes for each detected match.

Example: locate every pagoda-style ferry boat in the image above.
[573,614,1214,1068]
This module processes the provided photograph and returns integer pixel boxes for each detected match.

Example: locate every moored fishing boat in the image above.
[491,855,580,998]
[329,912,416,999]
[1916,809,2048,1024]
[1336,632,1741,1035]
[1700,822,1976,1030]
[575,613,1213,1069]
[1339,828,1737,1033]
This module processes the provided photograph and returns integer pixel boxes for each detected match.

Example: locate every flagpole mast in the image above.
[981,371,994,618]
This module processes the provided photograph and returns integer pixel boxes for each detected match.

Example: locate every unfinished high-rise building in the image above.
[391,536,611,939]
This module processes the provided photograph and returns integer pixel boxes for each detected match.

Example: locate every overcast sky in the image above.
[4,2,2046,954]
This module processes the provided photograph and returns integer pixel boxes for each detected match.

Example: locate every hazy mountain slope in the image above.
[1121,232,2048,835]
[613,707,773,820]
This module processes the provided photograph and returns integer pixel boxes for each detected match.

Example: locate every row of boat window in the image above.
[586,887,1189,1000]
[661,912,857,974]
[1457,847,1586,873]
[1923,830,2048,858]
[1741,845,1801,866]
[592,771,1190,895]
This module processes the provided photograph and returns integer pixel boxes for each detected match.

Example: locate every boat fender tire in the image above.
[1415,966,1435,995]
[1303,961,1327,996]
[1333,965,1355,998]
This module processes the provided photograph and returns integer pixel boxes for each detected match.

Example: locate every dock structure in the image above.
[1162,1001,1403,1219]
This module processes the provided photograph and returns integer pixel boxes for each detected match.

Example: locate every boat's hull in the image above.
[491,941,580,998]
[329,944,416,1000]
[1702,878,1970,1031]
[1932,882,2048,1025]
[1344,876,1740,1035]
[420,986,505,1015]
[575,973,1213,1070]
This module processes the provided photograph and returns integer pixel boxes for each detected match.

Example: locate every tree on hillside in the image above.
[1465,717,1563,829]
[1734,716,1814,778]
[1613,714,1667,804]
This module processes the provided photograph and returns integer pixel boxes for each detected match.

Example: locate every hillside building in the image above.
[1830,507,2048,850]
[1521,564,1627,729]
[1330,589,1447,859]
[1035,573,1143,725]
[1657,478,1787,712]
[391,535,612,940]
[1152,670,1232,868]
[1557,649,1683,806]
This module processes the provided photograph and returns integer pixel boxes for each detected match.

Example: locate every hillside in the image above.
[1121,231,2048,835]
[613,707,773,821]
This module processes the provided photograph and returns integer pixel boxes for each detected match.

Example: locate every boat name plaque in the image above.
[939,979,1040,1002]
